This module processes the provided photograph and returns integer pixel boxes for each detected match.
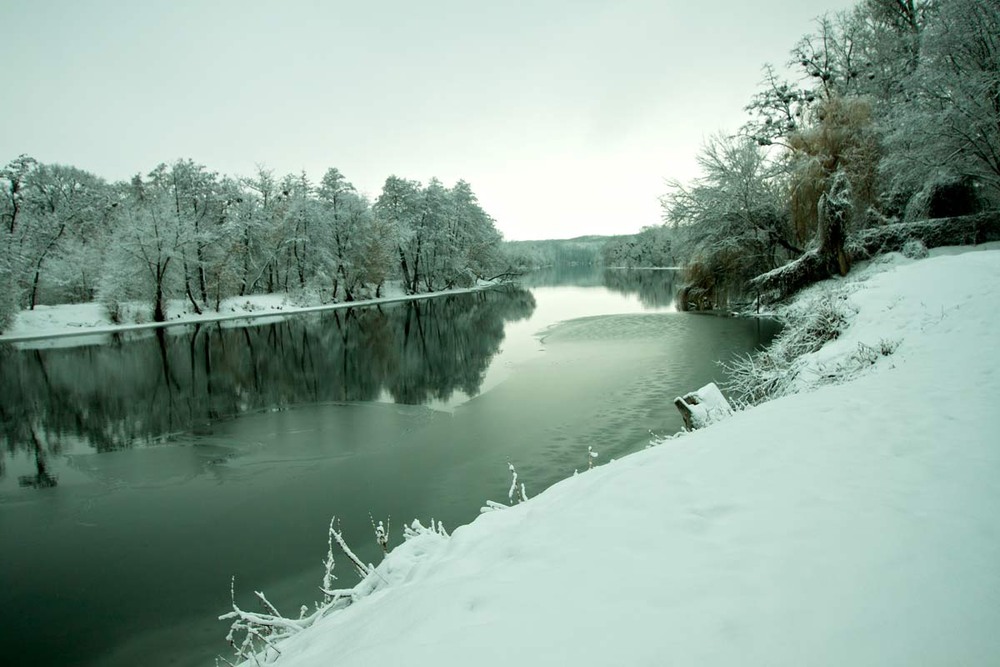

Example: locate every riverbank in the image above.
[0,280,500,345]
[227,245,1000,666]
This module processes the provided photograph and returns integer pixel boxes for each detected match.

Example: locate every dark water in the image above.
[0,268,779,667]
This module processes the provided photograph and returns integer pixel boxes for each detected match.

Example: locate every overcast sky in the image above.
[1,0,857,240]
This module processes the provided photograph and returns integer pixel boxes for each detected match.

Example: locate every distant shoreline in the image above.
[0,284,497,345]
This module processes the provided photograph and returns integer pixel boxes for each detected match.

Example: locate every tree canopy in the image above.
[0,158,507,331]
[665,0,999,309]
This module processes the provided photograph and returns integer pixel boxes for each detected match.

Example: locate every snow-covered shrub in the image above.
[723,294,853,405]
[285,285,325,308]
[97,247,150,324]
[221,517,360,664]
[221,514,449,665]
[901,238,928,259]
[878,338,900,356]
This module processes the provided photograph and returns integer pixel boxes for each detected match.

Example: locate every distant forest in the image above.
[506,227,676,270]
[0,160,507,330]
[661,0,1000,309]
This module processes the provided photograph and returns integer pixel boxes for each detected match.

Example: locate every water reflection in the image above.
[0,288,536,459]
[17,428,57,489]
[520,264,605,287]
[519,266,679,309]
[601,268,678,308]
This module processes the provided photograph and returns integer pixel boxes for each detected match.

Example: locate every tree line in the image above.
[660,0,1000,309]
[504,236,610,269]
[600,226,676,268]
[0,158,507,330]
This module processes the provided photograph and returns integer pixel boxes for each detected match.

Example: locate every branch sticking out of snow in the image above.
[221,513,452,665]
[370,515,390,554]
[403,518,450,540]
[507,461,528,504]
[326,516,373,580]
[480,500,509,514]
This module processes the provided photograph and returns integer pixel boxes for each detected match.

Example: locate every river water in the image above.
[0,267,778,667]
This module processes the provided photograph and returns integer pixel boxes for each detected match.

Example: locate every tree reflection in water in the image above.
[517,265,678,308]
[0,287,536,461]
[601,268,679,308]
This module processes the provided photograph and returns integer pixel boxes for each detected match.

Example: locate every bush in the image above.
[723,294,852,405]
[901,238,928,259]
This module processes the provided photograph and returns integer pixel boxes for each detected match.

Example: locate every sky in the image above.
[0,0,857,241]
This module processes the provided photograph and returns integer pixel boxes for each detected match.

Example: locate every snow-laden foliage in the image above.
[666,0,999,308]
[0,155,509,331]
[725,254,915,406]
[220,515,449,666]
[882,0,1000,211]
[600,225,676,268]
[724,290,856,405]
[900,237,928,259]
[664,134,793,309]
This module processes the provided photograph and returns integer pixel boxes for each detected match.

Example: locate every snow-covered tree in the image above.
[664,134,792,308]
[883,0,1000,215]
[0,155,38,328]
[101,172,189,322]
[374,175,423,294]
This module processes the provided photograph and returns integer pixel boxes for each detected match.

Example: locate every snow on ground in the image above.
[230,247,1000,666]
[0,282,485,345]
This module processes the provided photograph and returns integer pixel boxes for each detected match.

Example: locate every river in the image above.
[0,267,779,666]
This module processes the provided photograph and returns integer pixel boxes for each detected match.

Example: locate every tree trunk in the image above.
[154,281,167,322]
[398,246,412,294]
[28,223,66,310]
[750,172,852,304]
[153,259,170,323]
[817,172,851,278]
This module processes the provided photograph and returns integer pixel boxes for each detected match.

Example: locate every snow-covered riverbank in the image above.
[224,245,1000,666]
[0,281,499,345]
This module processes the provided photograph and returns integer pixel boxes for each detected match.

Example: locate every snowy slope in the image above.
[230,249,1000,666]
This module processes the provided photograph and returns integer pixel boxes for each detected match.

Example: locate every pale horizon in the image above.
[0,0,856,240]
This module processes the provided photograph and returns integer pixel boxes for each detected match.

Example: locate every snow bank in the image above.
[229,248,1000,666]
[0,283,493,345]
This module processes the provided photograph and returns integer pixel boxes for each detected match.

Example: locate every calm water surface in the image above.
[0,267,778,667]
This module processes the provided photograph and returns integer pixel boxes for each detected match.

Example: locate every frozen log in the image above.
[674,382,733,431]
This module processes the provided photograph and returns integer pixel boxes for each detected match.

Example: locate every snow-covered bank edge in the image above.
[0,281,502,346]
[218,244,1000,667]
[723,240,1000,406]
